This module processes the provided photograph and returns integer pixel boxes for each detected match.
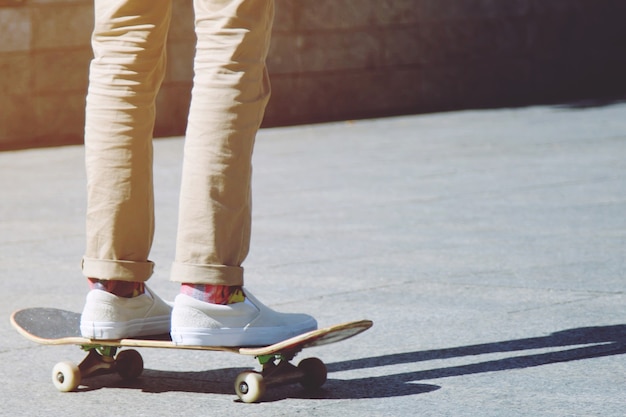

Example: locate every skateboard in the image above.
[10,307,372,402]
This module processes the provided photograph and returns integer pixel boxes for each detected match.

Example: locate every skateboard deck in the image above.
[11,307,372,402]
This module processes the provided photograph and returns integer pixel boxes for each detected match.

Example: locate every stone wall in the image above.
[2,0,626,150]
[0,0,93,150]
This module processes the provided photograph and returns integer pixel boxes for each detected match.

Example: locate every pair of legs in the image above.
[80,0,316,345]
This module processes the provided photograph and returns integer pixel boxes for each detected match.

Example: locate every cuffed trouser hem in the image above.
[170,262,244,286]
[82,257,154,282]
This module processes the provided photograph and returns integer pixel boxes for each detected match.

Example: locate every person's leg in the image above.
[170,0,316,346]
[170,0,273,288]
[80,0,172,339]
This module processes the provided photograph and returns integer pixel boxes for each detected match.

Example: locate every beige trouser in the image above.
[82,0,273,286]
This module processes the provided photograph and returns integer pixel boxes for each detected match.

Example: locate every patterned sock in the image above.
[181,284,245,305]
[88,278,145,298]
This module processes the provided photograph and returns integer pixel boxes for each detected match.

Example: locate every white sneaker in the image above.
[80,286,172,339]
[170,290,317,347]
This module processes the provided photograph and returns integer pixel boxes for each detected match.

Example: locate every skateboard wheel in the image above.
[234,371,266,403]
[52,361,81,392]
[298,357,327,389]
[115,349,144,380]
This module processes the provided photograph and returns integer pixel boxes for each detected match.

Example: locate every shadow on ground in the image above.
[76,325,625,402]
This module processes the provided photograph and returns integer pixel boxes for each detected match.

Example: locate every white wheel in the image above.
[234,371,265,403]
[52,361,81,392]
[298,357,327,389]
[116,349,144,380]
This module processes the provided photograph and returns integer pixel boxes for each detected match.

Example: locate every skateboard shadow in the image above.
[77,365,440,401]
[76,367,440,402]
[76,324,625,401]
[76,366,247,396]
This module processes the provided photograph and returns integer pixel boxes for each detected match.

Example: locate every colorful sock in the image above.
[88,278,145,298]
[181,284,245,305]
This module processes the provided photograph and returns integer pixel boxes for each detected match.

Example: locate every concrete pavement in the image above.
[1,103,625,416]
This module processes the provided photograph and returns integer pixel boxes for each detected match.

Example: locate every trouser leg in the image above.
[170,0,274,285]
[82,0,172,282]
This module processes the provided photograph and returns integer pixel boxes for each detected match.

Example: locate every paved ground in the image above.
[1,103,625,416]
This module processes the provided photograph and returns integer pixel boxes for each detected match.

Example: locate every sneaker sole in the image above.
[171,320,317,347]
[81,315,171,340]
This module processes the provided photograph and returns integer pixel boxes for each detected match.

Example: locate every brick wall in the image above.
[2,0,626,150]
